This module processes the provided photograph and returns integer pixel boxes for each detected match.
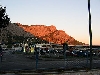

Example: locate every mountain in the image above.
[0,23,48,44]
[16,23,85,45]
[0,23,86,45]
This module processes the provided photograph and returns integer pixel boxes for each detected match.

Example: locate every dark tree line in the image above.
[0,5,10,28]
[0,5,10,44]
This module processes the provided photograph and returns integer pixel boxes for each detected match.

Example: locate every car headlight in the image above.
[93,53,95,54]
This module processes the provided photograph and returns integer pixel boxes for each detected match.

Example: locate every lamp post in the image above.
[63,43,68,68]
[88,0,92,69]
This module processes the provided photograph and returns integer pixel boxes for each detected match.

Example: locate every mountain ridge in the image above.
[16,23,86,45]
[0,23,86,45]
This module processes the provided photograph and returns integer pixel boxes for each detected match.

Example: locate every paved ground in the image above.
[1,69,100,75]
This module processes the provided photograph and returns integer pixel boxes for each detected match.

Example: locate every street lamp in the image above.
[88,0,92,69]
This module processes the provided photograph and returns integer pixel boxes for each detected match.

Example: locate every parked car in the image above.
[75,50,96,57]
[71,50,79,56]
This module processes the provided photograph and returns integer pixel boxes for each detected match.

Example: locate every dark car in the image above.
[75,50,96,57]
[71,50,78,56]
[76,50,88,57]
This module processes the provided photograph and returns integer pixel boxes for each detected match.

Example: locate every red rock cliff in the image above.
[17,23,85,45]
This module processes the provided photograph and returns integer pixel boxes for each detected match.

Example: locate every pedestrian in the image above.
[0,46,3,62]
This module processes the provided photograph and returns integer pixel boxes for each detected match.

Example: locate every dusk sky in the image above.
[1,0,100,45]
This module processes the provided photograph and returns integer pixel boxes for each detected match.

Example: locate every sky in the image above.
[0,0,100,45]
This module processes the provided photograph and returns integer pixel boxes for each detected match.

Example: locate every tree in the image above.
[0,5,10,43]
[0,5,10,28]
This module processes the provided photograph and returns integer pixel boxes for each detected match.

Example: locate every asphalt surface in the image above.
[0,50,100,72]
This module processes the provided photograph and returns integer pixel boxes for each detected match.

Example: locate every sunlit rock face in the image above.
[17,23,85,45]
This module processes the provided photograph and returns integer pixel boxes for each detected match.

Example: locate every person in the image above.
[0,46,3,62]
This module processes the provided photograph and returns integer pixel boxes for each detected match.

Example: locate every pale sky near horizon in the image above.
[1,0,100,45]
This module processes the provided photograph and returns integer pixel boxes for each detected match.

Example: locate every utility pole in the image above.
[88,0,92,69]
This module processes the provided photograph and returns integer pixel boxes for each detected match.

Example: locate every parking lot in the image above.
[0,48,100,72]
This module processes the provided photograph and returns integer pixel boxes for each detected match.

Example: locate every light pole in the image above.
[88,0,92,69]
[63,43,68,68]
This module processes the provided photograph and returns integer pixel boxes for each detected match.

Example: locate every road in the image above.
[0,50,100,71]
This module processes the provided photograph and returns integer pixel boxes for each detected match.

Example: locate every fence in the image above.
[0,47,100,72]
[33,48,100,70]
